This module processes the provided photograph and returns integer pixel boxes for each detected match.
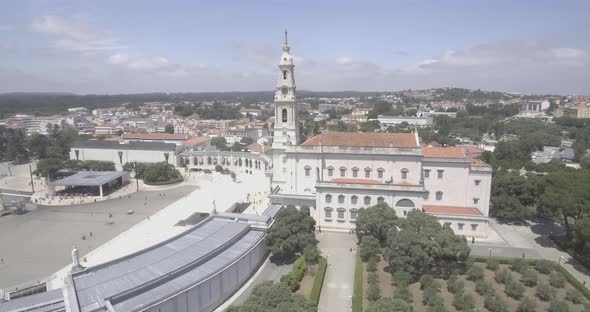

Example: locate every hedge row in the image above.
[352,252,363,312]
[281,255,307,292]
[143,177,183,186]
[471,256,590,301]
[310,256,327,305]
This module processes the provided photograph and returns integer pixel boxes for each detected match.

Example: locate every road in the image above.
[318,232,357,312]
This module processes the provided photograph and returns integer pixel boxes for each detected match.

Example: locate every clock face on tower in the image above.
[281,87,288,96]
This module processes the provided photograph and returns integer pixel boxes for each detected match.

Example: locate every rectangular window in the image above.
[471,224,478,231]
[305,168,310,176]
[338,196,345,204]
[437,170,444,179]
[424,169,430,178]
[458,223,464,230]
[364,197,371,205]
[444,222,452,228]
[365,170,370,178]
[351,196,358,205]
[338,210,344,219]
[402,171,408,179]
[473,198,480,205]
[340,169,346,177]
[325,210,332,219]
[350,210,358,220]
[474,180,481,186]
[328,168,333,177]
[436,192,442,201]
[352,170,358,177]
[378,170,383,179]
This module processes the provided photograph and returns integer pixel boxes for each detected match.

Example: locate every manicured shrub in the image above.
[475,279,493,295]
[535,260,554,274]
[521,269,538,287]
[467,264,484,281]
[494,268,513,284]
[367,281,381,302]
[484,293,508,312]
[584,303,590,312]
[511,258,529,273]
[426,303,447,312]
[487,258,500,271]
[463,293,476,312]
[368,272,378,284]
[536,283,555,301]
[549,299,570,312]
[423,287,442,306]
[394,285,412,303]
[517,296,537,312]
[549,271,566,288]
[309,256,327,305]
[280,255,307,292]
[393,270,411,287]
[367,256,377,272]
[447,276,464,294]
[453,290,465,310]
[505,280,525,299]
[565,288,584,304]
[419,274,440,290]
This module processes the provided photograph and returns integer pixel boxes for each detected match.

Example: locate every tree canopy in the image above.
[384,210,470,277]
[225,281,316,312]
[355,203,398,246]
[267,206,317,262]
[366,297,414,312]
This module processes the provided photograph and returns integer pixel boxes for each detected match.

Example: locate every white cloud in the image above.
[335,57,353,65]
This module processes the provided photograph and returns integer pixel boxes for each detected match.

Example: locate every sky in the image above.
[0,0,589,95]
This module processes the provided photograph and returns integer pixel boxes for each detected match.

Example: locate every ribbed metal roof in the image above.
[49,171,128,187]
[71,217,264,311]
[0,289,64,312]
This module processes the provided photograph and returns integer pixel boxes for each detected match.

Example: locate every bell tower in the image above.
[272,30,299,148]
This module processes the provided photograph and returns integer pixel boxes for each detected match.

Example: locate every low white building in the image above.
[378,115,433,126]
[70,141,178,166]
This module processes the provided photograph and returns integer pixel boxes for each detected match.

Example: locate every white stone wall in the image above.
[422,161,471,208]
[70,147,177,166]
[434,215,489,239]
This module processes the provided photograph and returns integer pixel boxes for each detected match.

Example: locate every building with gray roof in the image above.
[70,141,178,167]
[0,207,280,312]
[48,171,130,197]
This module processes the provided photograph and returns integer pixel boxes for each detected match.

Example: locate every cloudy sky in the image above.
[1,0,589,94]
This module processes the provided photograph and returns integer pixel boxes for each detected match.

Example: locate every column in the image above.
[99,185,104,197]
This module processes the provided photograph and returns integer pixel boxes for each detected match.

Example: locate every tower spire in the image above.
[282,29,290,53]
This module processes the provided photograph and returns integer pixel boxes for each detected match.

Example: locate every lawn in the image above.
[360,257,590,311]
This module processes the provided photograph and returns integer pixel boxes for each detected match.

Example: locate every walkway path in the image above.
[318,232,357,312]
[490,218,590,287]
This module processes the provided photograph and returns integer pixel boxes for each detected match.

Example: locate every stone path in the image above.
[318,232,357,312]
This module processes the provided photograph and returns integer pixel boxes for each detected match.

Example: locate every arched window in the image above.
[324,207,333,219]
[327,166,334,177]
[304,166,311,177]
[283,70,287,80]
[340,167,346,177]
[401,168,409,180]
[350,208,358,220]
[282,108,288,122]
[364,196,371,205]
[365,167,372,178]
[352,167,359,177]
[377,196,385,204]
[395,199,415,208]
[436,191,443,201]
[338,194,345,204]
[377,168,384,179]
[337,207,346,219]
[325,194,332,203]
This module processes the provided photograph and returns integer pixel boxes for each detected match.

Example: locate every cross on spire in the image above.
[282,29,290,53]
[284,29,288,44]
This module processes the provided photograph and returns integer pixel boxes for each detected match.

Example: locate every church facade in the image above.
[269,34,492,238]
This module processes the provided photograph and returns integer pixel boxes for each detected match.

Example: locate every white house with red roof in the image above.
[268,36,492,238]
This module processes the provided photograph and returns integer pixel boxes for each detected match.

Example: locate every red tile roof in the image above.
[422,146,466,158]
[302,132,418,148]
[330,178,380,185]
[423,205,482,216]
[246,143,272,153]
[182,136,211,146]
[122,133,189,140]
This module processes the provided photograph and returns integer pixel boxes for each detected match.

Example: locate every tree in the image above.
[384,210,470,277]
[115,129,124,136]
[366,297,414,312]
[210,136,228,150]
[267,206,317,262]
[505,280,525,299]
[34,158,63,178]
[355,203,398,245]
[491,171,538,219]
[535,283,553,301]
[164,124,174,134]
[226,281,316,312]
[240,136,255,145]
[26,133,49,159]
[140,162,182,184]
[517,297,536,312]
[359,236,381,261]
[575,216,590,248]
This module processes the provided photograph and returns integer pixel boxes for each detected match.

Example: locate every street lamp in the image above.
[488,248,492,257]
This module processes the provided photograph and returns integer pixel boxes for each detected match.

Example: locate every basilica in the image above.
[269,33,492,238]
